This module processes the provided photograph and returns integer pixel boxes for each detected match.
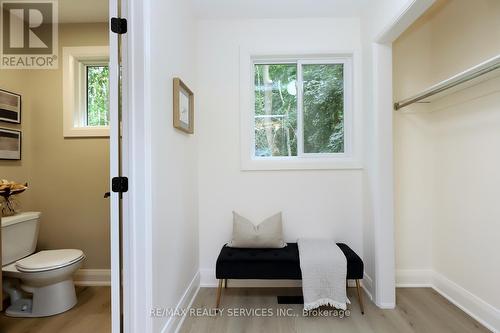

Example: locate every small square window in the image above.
[63,46,110,137]
[240,53,360,170]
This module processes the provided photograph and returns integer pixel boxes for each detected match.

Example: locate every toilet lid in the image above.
[15,249,85,272]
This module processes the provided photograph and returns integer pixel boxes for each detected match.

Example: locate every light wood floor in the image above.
[0,286,488,333]
[0,286,110,333]
[180,287,489,333]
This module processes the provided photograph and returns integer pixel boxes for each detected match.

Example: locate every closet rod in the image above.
[394,54,500,110]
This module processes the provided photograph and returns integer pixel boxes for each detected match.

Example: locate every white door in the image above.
[109,0,126,331]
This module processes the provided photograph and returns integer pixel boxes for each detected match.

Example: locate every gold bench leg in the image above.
[215,279,223,311]
[355,279,365,315]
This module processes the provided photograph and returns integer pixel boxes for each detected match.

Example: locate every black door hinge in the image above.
[112,177,128,194]
[111,17,127,34]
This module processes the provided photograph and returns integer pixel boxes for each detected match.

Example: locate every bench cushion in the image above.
[216,242,363,280]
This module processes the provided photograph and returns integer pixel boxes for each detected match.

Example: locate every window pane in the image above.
[302,63,344,154]
[87,65,110,127]
[254,64,297,157]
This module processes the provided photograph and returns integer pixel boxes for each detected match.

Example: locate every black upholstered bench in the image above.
[215,242,365,314]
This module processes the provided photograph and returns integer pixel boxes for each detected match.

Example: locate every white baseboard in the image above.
[377,302,397,309]
[361,273,374,301]
[160,272,200,333]
[397,269,500,332]
[74,269,111,286]
[433,272,500,333]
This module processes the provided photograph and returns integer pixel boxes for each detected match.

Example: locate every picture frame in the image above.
[0,89,21,124]
[173,77,194,134]
[0,128,21,160]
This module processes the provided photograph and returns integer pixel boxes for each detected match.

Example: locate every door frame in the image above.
[111,0,154,331]
[367,0,435,308]
[108,0,123,331]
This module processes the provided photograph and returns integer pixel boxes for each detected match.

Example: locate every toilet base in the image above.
[6,298,34,317]
[5,279,77,317]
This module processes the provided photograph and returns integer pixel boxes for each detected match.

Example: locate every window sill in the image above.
[241,157,363,171]
[64,126,109,138]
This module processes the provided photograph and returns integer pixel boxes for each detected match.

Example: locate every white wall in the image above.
[394,0,500,329]
[144,0,199,331]
[196,18,365,286]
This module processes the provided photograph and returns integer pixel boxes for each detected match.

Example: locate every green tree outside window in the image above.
[254,62,345,157]
[87,65,110,127]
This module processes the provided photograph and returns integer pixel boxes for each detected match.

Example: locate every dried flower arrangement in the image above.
[0,179,28,217]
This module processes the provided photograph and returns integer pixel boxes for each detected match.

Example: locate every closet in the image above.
[393,0,500,329]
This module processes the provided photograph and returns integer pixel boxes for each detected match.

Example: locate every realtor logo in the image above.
[1,0,58,69]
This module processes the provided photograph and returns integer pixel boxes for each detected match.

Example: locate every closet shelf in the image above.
[394,54,500,111]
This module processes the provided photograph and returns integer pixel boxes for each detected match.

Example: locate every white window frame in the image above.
[241,52,362,170]
[63,46,110,137]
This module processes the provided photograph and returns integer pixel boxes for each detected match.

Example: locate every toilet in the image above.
[1,212,85,317]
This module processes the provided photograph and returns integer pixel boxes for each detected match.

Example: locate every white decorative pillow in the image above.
[228,211,286,248]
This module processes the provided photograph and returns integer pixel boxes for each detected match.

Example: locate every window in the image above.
[240,52,360,170]
[63,46,110,137]
[86,65,110,127]
[253,59,349,158]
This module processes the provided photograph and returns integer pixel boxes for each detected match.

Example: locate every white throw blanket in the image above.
[298,238,350,311]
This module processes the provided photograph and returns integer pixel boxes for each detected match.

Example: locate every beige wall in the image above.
[0,23,110,269]
[394,0,500,311]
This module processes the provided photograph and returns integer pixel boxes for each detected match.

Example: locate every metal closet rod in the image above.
[394,54,500,111]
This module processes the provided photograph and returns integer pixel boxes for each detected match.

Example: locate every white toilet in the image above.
[1,212,85,317]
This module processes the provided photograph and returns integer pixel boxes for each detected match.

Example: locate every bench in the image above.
[215,242,365,314]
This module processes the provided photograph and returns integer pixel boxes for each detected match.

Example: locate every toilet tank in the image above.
[1,212,41,266]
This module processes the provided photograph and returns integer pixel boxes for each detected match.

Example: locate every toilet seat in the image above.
[15,249,85,273]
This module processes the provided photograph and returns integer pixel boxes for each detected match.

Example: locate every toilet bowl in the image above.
[1,212,86,317]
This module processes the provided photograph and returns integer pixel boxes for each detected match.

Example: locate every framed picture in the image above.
[173,77,194,134]
[0,89,21,124]
[0,128,21,160]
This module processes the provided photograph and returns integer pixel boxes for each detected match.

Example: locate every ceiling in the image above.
[191,0,368,19]
[59,0,108,24]
[57,0,367,23]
